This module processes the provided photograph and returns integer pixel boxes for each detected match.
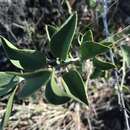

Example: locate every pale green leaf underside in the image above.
[0,36,46,71]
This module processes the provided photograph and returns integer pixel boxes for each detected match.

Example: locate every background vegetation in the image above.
[0,0,130,130]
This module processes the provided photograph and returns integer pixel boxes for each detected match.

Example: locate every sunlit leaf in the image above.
[80,41,110,60]
[89,0,96,8]
[63,70,88,105]
[50,12,77,60]
[45,70,70,105]
[14,69,51,99]
[0,72,18,96]
[0,36,46,71]
[93,58,116,70]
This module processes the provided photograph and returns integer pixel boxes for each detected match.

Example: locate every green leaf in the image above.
[50,12,77,60]
[0,86,18,130]
[0,72,18,96]
[121,45,130,67]
[80,41,110,60]
[82,30,94,43]
[89,0,96,8]
[15,69,51,99]
[45,82,70,105]
[63,70,88,105]
[45,70,70,105]
[45,25,58,42]
[0,36,46,71]
[93,58,116,70]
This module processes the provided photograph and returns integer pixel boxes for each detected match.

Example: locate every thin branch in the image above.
[102,0,130,129]
[120,54,130,130]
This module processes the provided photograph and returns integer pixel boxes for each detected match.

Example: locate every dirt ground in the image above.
[0,0,130,130]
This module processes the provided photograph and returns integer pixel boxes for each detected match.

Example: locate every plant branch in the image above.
[102,0,130,129]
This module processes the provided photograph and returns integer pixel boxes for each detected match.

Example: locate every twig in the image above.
[102,0,130,129]
[75,103,81,130]
[65,0,72,14]
[120,53,130,130]
[85,60,93,130]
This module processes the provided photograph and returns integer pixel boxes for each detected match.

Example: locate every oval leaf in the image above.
[15,69,51,99]
[45,82,70,105]
[0,72,18,97]
[93,58,116,70]
[63,70,88,105]
[45,70,70,105]
[50,12,77,60]
[80,41,110,60]
[0,36,46,71]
